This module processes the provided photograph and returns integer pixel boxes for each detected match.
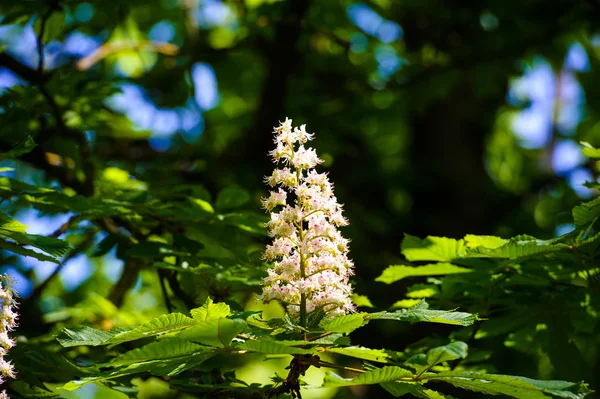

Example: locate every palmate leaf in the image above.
[106,313,197,347]
[57,299,236,348]
[63,351,216,391]
[190,297,231,321]
[401,233,571,264]
[321,366,413,387]
[376,263,473,284]
[467,235,568,258]
[177,318,246,347]
[109,338,206,367]
[367,300,477,326]
[423,371,593,399]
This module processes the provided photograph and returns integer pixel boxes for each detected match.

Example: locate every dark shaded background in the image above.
[1,0,599,397]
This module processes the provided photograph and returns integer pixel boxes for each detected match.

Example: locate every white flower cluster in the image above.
[261,118,355,320]
[0,275,17,397]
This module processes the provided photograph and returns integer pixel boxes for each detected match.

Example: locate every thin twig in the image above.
[76,41,179,70]
[314,359,367,374]
[50,215,80,238]
[158,269,173,312]
[36,7,54,74]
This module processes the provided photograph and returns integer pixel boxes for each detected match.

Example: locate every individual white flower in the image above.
[261,119,355,322]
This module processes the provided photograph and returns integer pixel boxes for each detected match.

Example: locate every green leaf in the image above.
[0,136,36,160]
[0,211,71,260]
[467,235,568,258]
[215,187,251,210]
[425,342,468,366]
[238,339,315,355]
[572,197,600,227]
[106,313,197,347]
[190,297,231,321]
[325,346,394,363]
[0,239,61,263]
[381,382,458,398]
[423,371,593,399]
[57,326,114,347]
[367,300,477,326]
[322,314,366,334]
[322,366,413,387]
[581,141,600,159]
[177,318,246,347]
[110,338,206,367]
[0,231,71,258]
[42,11,65,41]
[352,294,374,308]
[10,381,61,398]
[190,198,215,213]
[401,235,466,262]
[0,211,28,233]
[376,263,473,284]
[463,234,507,249]
[127,241,187,258]
[63,351,216,390]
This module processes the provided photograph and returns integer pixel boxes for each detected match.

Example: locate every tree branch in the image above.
[31,230,95,300]
[0,53,50,83]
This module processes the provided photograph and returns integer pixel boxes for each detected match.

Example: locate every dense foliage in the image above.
[0,0,599,398]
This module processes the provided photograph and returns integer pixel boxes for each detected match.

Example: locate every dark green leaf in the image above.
[215,187,251,211]
[0,136,36,160]
[425,342,468,366]
[423,371,593,399]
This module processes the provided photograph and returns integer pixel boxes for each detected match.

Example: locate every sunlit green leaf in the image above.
[325,346,395,363]
[177,318,246,347]
[322,366,413,387]
[110,338,206,367]
[322,314,366,334]
[190,297,231,321]
[376,263,472,284]
[367,301,477,326]
[401,235,466,262]
[423,372,592,399]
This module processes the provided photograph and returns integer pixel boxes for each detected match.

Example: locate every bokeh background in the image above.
[1,0,599,398]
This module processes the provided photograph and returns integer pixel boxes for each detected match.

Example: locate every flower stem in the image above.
[296,166,307,330]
